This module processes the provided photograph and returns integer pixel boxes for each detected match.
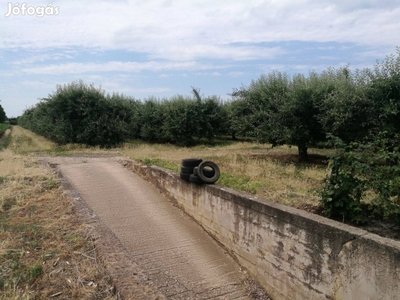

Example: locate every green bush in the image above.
[320,49,400,225]
[0,123,10,136]
[320,136,400,224]
[229,71,331,161]
[138,99,165,143]
[0,102,6,123]
[138,90,227,146]
[19,81,140,147]
[161,96,199,146]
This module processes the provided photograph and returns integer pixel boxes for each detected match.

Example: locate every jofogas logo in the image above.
[4,2,60,17]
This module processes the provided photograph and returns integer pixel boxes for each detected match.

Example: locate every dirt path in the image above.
[42,156,269,299]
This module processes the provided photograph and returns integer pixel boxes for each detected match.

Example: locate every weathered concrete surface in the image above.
[43,156,269,300]
[124,160,400,300]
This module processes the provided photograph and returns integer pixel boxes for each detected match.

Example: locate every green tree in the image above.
[161,96,199,146]
[18,80,138,147]
[0,101,7,123]
[191,88,230,141]
[320,48,400,145]
[319,48,400,225]
[318,67,375,144]
[367,48,400,140]
[224,98,255,140]
[232,71,330,161]
[139,98,165,143]
[233,71,291,146]
[320,134,400,225]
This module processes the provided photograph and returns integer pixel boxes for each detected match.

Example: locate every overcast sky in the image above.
[1,0,399,117]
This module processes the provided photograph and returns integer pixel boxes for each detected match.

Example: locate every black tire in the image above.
[180,166,195,174]
[189,174,203,184]
[193,166,215,178]
[182,158,203,168]
[180,172,191,182]
[197,161,220,184]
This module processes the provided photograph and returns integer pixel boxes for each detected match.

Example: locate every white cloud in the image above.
[227,71,245,77]
[21,60,227,75]
[2,0,400,117]
[2,0,399,61]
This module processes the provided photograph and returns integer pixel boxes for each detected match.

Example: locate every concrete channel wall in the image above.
[124,161,400,300]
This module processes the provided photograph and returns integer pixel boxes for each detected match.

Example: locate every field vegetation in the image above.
[15,48,400,225]
[0,102,6,124]
[0,125,399,297]
[0,127,117,299]
[120,141,328,209]
[0,124,10,135]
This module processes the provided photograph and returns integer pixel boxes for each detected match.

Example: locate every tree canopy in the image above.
[0,101,7,123]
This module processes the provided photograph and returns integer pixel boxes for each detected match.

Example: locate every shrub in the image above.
[19,81,140,147]
[0,102,6,123]
[320,135,400,224]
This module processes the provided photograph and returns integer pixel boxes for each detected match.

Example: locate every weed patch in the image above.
[0,128,11,150]
[0,152,117,299]
[1,197,16,211]
[122,142,326,210]
[142,157,179,171]
[219,173,265,194]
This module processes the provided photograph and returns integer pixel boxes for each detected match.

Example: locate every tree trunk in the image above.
[298,144,308,162]
[231,131,237,141]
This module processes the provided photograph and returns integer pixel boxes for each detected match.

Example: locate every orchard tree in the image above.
[161,95,199,145]
[232,71,329,161]
[318,67,375,144]
[139,98,165,143]
[225,96,257,140]
[0,101,7,123]
[367,47,400,141]
[18,80,139,147]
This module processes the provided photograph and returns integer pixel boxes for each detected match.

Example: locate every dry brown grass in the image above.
[3,126,330,211]
[121,142,330,210]
[0,128,117,300]
[0,126,331,298]
[7,126,55,154]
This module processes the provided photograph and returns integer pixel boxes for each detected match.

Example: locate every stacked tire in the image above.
[180,158,220,184]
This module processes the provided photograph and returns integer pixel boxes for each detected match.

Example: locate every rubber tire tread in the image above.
[189,174,203,184]
[197,161,220,184]
[180,166,195,174]
[180,172,191,182]
[182,158,203,168]
[193,166,215,177]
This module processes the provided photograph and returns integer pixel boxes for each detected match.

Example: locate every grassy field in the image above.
[0,124,11,150]
[6,126,330,210]
[0,127,117,299]
[50,138,330,210]
[0,124,10,135]
[0,126,330,298]
[120,141,330,211]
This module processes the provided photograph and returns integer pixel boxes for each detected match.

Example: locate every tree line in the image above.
[0,101,7,124]
[17,81,227,147]
[18,48,400,224]
[18,49,400,153]
[227,49,399,161]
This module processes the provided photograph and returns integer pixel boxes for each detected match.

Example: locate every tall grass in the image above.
[121,141,329,210]
[3,126,329,210]
[0,124,10,143]
[0,126,11,150]
[0,127,117,299]
[7,126,56,154]
[0,123,10,133]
